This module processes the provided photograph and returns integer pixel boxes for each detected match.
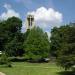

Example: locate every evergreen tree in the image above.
[23,27,50,60]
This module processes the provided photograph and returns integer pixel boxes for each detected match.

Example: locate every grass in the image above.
[0,62,64,75]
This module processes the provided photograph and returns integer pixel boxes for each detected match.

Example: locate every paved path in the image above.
[0,72,6,75]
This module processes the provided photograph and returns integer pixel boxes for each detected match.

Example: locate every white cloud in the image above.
[0,3,20,20]
[27,7,63,30]
[3,3,11,10]
[21,21,26,33]
[27,7,63,38]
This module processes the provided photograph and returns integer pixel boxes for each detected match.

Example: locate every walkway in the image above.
[0,72,6,75]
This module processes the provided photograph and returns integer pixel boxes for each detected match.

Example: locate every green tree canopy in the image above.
[0,17,24,56]
[50,23,75,70]
[23,27,50,60]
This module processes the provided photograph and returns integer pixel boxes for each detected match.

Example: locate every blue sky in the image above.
[0,0,75,35]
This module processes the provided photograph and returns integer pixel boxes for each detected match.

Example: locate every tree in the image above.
[5,17,22,33]
[50,23,75,70]
[23,29,30,41]
[5,17,24,56]
[0,17,25,56]
[23,27,50,60]
[5,34,24,56]
[0,20,9,51]
[0,52,12,67]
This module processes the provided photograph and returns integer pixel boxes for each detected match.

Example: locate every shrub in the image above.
[0,53,12,67]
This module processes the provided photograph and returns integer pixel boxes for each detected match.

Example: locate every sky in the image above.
[0,0,75,37]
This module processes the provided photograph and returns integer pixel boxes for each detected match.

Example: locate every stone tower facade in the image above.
[26,14,35,30]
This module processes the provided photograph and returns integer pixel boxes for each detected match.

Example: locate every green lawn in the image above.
[0,62,64,75]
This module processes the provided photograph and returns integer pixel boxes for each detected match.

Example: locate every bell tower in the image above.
[26,14,35,30]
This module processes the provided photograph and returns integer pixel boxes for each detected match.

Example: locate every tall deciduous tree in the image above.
[23,27,50,60]
[50,23,75,70]
[0,17,25,56]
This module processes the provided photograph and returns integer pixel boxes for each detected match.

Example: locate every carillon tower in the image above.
[26,14,35,30]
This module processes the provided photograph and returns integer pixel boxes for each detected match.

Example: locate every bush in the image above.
[0,53,12,67]
[0,53,8,64]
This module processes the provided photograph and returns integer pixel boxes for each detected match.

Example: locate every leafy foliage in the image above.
[50,23,75,70]
[0,17,24,56]
[0,53,12,67]
[23,27,50,60]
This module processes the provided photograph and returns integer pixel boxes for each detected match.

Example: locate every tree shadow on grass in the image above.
[57,71,75,75]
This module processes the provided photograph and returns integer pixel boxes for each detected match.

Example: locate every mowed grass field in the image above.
[0,62,64,75]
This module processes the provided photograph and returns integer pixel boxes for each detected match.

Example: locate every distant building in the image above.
[26,14,35,31]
